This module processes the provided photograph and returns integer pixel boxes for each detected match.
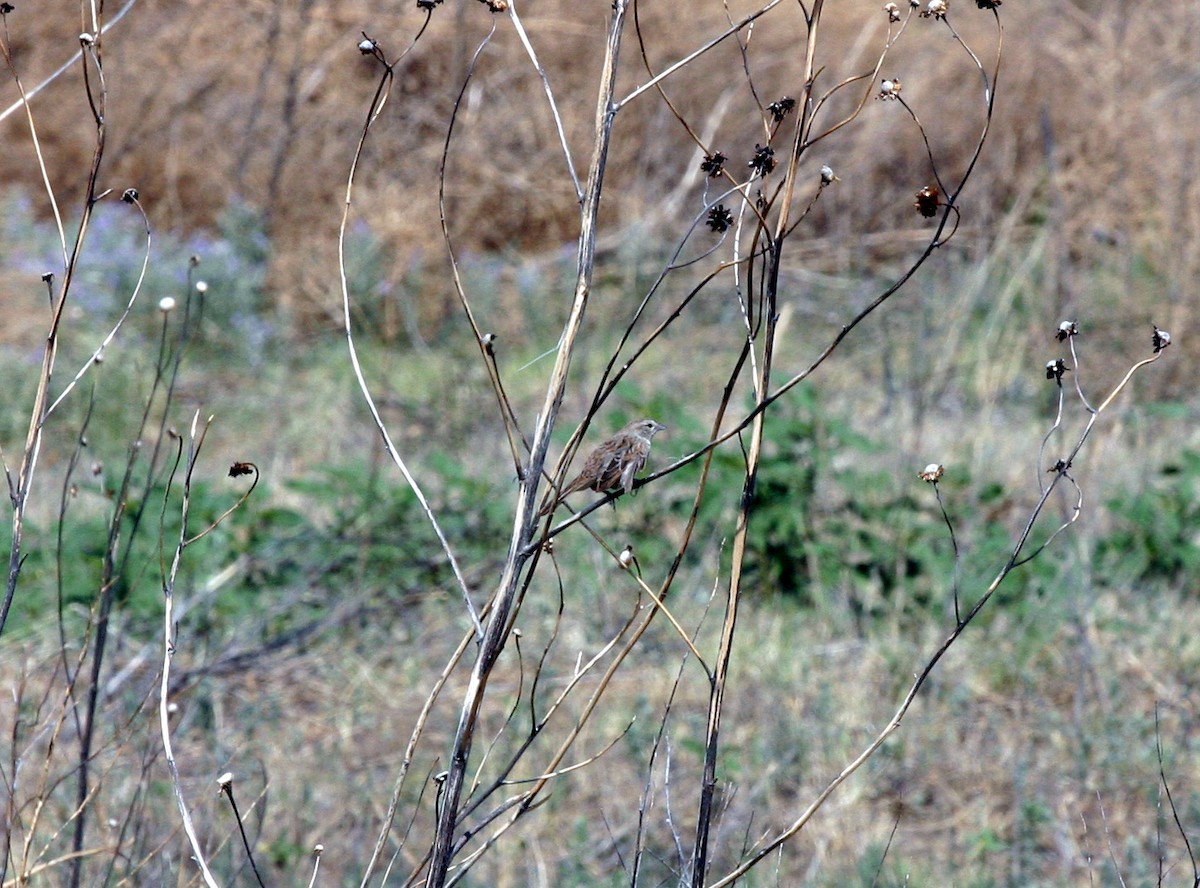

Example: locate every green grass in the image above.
[2,183,1197,885]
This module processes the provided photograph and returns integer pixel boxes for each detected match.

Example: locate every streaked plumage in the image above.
[539,419,666,517]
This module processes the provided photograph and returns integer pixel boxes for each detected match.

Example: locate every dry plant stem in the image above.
[690,249,770,885]
[801,11,911,149]
[424,3,628,884]
[507,0,580,200]
[1,24,109,640]
[443,598,664,886]
[0,16,68,260]
[447,634,642,883]
[1067,334,1093,411]
[47,195,152,417]
[931,482,962,624]
[339,36,482,639]
[633,662,690,883]
[218,783,267,888]
[622,49,1000,515]
[690,1,822,877]
[438,24,530,477]
[616,0,783,111]
[448,732,633,885]
[546,21,1001,528]
[449,375,751,880]
[306,848,323,888]
[1155,708,1199,882]
[628,568,708,670]
[358,610,481,888]
[12,622,96,884]
[157,412,219,888]
[65,393,134,888]
[456,597,630,814]
[701,7,998,879]
[1095,794,1129,888]
[57,215,169,879]
[707,349,1166,887]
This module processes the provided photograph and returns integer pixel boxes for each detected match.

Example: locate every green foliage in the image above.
[663,387,1100,632]
[1,451,510,647]
[0,469,248,635]
[682,388,946,622]
[1097,447,1200,585]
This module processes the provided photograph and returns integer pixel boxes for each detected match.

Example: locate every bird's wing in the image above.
[620,450,647,495]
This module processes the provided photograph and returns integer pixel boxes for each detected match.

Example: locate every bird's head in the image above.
[627,418,667,440]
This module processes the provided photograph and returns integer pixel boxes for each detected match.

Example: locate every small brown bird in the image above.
[539,418,667,517]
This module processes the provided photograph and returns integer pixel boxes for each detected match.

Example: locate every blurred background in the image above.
[1,1,1198,885]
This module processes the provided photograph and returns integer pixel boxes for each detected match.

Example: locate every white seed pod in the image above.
[919,463,944,482]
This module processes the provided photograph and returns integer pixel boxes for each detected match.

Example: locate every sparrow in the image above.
[539,418,667,517]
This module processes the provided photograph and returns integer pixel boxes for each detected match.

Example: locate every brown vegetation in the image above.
[2,1,1197,350]
[1,2,1197,886]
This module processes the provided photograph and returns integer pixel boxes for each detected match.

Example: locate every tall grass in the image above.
[1,3,1195,888]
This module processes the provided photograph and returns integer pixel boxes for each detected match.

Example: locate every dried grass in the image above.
[2,2,1197,348]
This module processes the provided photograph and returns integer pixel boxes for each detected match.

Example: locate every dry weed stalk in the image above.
[327,2,1155,888]
[0,12,145,885]
[4,1,1177,886]
[1,8,261,885]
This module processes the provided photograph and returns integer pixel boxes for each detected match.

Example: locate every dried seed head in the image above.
[884,2,901,21]
[919,463,944,483]
[820,164,839,185]
[877,78,902,100]
[1045,358,1069,381]
[1152,326,1172,353]
[1055,320,1078,341]
[748,144,776,177]
[914,185,940,217]
[700,151,727,177]
[217,772,234,789]
[767,97,796,122]
[706,204,734,233]
[158,296,176,313]
[921,0,949,18]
